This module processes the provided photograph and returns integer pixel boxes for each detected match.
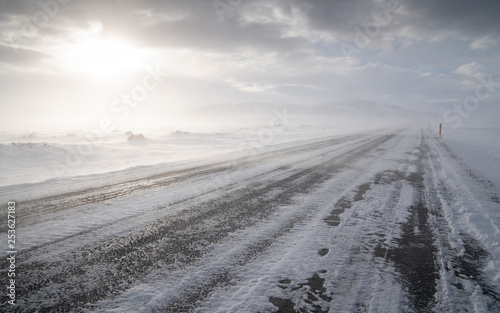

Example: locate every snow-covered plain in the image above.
[1,102,500,312]
[443,127,500,188]
[0,101,425,188]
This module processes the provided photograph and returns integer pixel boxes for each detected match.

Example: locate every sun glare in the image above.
[59,37,146,78]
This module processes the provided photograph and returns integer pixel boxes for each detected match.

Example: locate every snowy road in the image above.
[1,128,500,312]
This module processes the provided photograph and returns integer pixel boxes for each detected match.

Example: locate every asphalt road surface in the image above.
[1,128,500,312]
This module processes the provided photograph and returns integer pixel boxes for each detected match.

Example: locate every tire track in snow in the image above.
[423,131,500,312]
[0,134,365,233]
[5,128,498,312]
[2,133,375,259]
[127,131,416,313]
[191,129,421,313]
[0,133,394,312]
[264,129,500,313]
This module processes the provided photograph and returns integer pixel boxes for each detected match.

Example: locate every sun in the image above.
[58,37,146,78]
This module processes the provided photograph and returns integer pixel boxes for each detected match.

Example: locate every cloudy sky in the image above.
[0,0,499,131]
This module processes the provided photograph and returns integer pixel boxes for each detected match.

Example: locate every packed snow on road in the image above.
[1,120,499,312]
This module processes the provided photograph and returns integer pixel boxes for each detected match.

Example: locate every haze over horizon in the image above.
[2,3,500,311]
[0,0,499,132]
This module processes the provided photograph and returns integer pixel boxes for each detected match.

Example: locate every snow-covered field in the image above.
[0,101,424,188]
[1,121,500,312]
[0,126,325,187]
[443,127,500,188]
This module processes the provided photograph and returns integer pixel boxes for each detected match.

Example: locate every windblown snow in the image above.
[1,102,499,312]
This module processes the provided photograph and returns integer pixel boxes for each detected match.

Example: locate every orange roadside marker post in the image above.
[439,123,442,138]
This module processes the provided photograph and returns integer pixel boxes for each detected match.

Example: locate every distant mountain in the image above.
[188,100,435,121]
[309,100,419,117]
[190,102,277,118]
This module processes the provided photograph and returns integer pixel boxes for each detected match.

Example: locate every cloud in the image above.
[470,35,499,50]
[0,0,500,132]
[454,62,482,76]
[2,0,499,58]
[0,43,49,63]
